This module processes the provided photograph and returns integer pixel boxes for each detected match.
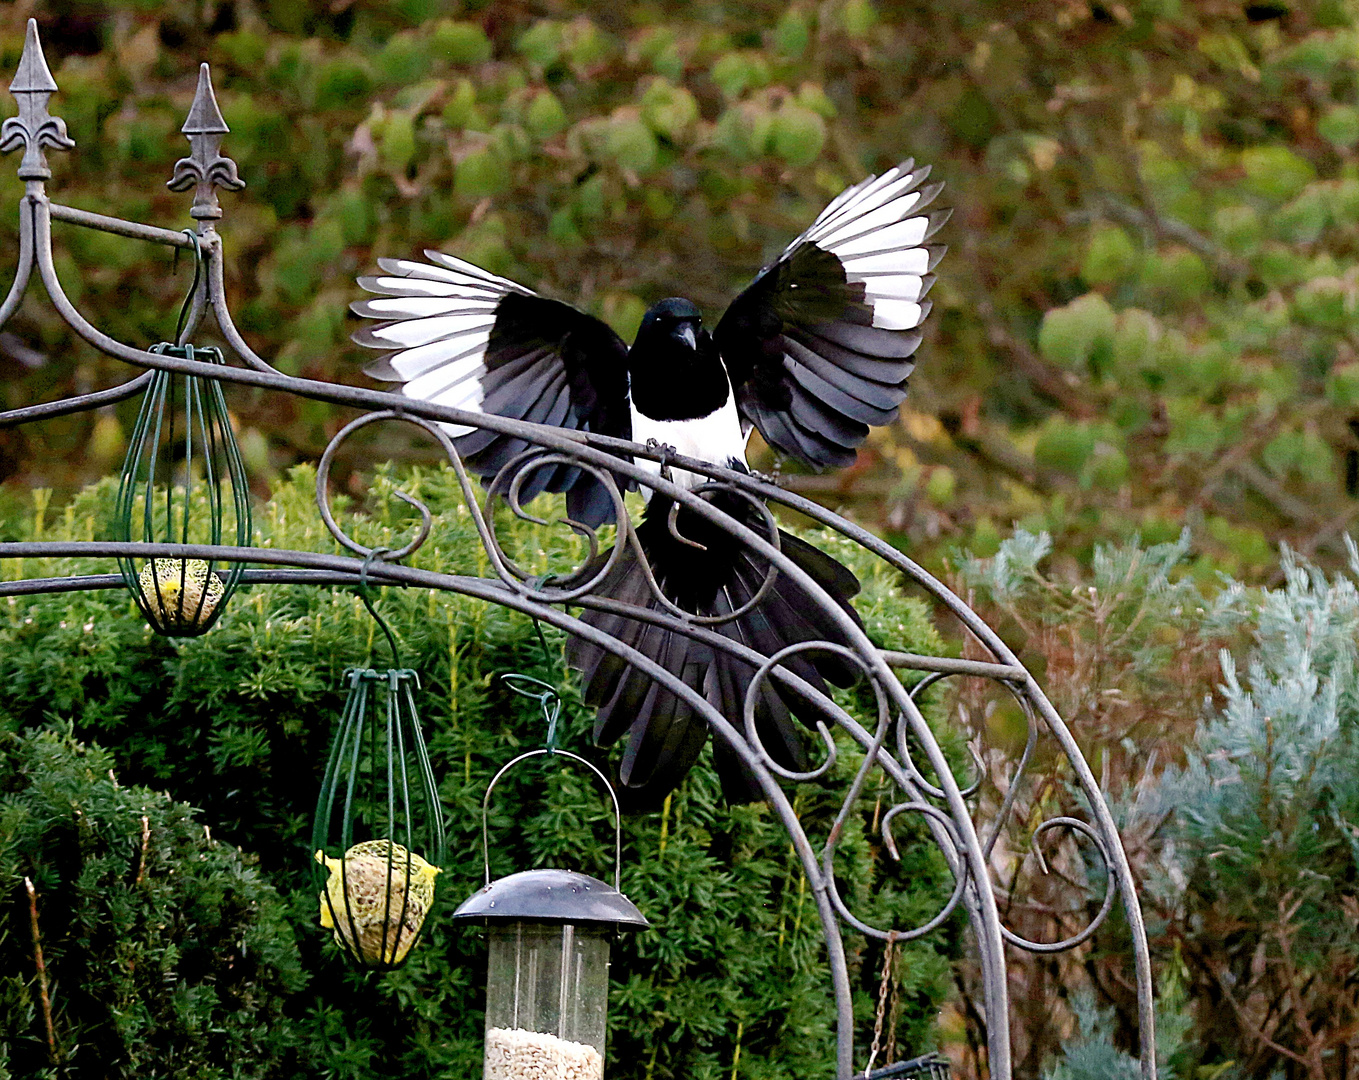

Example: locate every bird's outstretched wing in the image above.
[352,252,631,526]
[713,161,948,468]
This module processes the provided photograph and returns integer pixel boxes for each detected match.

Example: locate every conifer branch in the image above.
[24,876,59,1067]
[135,813,150,886]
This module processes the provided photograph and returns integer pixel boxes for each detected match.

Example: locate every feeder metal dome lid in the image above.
[452,868,649,930]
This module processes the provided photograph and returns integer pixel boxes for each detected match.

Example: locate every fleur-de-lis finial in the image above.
[167,64,244,223]
[0,19,75,182]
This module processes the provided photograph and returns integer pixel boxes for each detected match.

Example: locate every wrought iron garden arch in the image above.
[0,21,1156,1080]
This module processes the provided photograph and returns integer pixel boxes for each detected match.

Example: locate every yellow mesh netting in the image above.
[138,558,225,629]
[315,839,442,965]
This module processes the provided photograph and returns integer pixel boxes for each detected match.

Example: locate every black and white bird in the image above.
[351,161,948,803]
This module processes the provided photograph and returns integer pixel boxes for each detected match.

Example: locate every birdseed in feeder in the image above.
[138,558,225,628]
[315,839,442,965]
[484,1028,604,1080]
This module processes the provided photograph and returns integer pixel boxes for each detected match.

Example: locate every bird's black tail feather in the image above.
[567,491,862,806]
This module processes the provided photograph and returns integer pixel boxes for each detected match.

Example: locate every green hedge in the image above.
[0,728,304,1080]
[0,467,962,1079]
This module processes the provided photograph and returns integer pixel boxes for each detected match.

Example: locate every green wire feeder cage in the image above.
[313,665,447,969]
[114,341,251,636]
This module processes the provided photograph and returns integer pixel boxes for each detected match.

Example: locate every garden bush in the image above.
[1151,543,1359,1077]
[963,530,1359,1079]
[0,465,961,1079]
[0,728,305,1080]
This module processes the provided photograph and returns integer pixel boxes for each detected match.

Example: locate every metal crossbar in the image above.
[867,1053,951,1080]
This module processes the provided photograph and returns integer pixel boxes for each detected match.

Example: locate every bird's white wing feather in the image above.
[789,161,942,332]
[714,160,948,468]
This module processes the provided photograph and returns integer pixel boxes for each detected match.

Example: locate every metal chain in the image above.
[863,932,898,1076]
[885,940,904,1067]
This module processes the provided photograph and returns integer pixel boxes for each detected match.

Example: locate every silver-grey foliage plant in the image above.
[1043,535,1359,1078]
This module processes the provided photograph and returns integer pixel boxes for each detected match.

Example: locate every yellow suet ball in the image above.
[315,839,442,965]
[137,558,225,629]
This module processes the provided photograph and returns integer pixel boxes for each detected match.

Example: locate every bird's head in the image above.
[638,297,703,351]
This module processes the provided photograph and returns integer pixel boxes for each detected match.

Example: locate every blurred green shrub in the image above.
[0,728,305,1079]
[7,1,1359,575]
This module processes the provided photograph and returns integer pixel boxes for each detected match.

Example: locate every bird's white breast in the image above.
[630,391,747,499]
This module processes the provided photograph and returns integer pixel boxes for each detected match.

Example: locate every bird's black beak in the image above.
[677,324,697,350]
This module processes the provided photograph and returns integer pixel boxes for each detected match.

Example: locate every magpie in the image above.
[351,161,948,802]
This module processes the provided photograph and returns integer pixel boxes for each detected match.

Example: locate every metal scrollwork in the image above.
[897,679,988,801]
[629,478,784,627]
[0,25,1159,1080]
[316,411,442,562]
[751,640,975,946]
[741,641,852,783]
[998,816,1118,953]
[876,801,971,939]
[482,447,630,602]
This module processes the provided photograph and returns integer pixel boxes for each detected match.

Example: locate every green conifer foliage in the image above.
[964,529,1359,1077]
[1152,543,1359,1076]
[0,468,961,1077]
[0,728,305,1079]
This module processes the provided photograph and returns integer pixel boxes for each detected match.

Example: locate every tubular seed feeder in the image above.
[454,746,648,1080]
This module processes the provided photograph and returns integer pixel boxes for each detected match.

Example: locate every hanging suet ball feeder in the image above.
[115,342,250,635]
[316,839,441,966]
[313,666,446,969]
[454,746,648,1080]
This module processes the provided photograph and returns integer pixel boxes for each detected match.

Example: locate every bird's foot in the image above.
[644,438,679,461]
[644,439,680,485]
[748,469,783,487]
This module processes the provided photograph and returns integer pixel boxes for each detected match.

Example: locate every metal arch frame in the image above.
[0,22,1155,1080]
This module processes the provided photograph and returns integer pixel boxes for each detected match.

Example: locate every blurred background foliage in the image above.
[6,0,1359,578]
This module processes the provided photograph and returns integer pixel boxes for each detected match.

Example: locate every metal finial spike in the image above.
[182,63,228,136]
[10,19,58,95]
[168,62,242,221]
[2,18,73,181]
